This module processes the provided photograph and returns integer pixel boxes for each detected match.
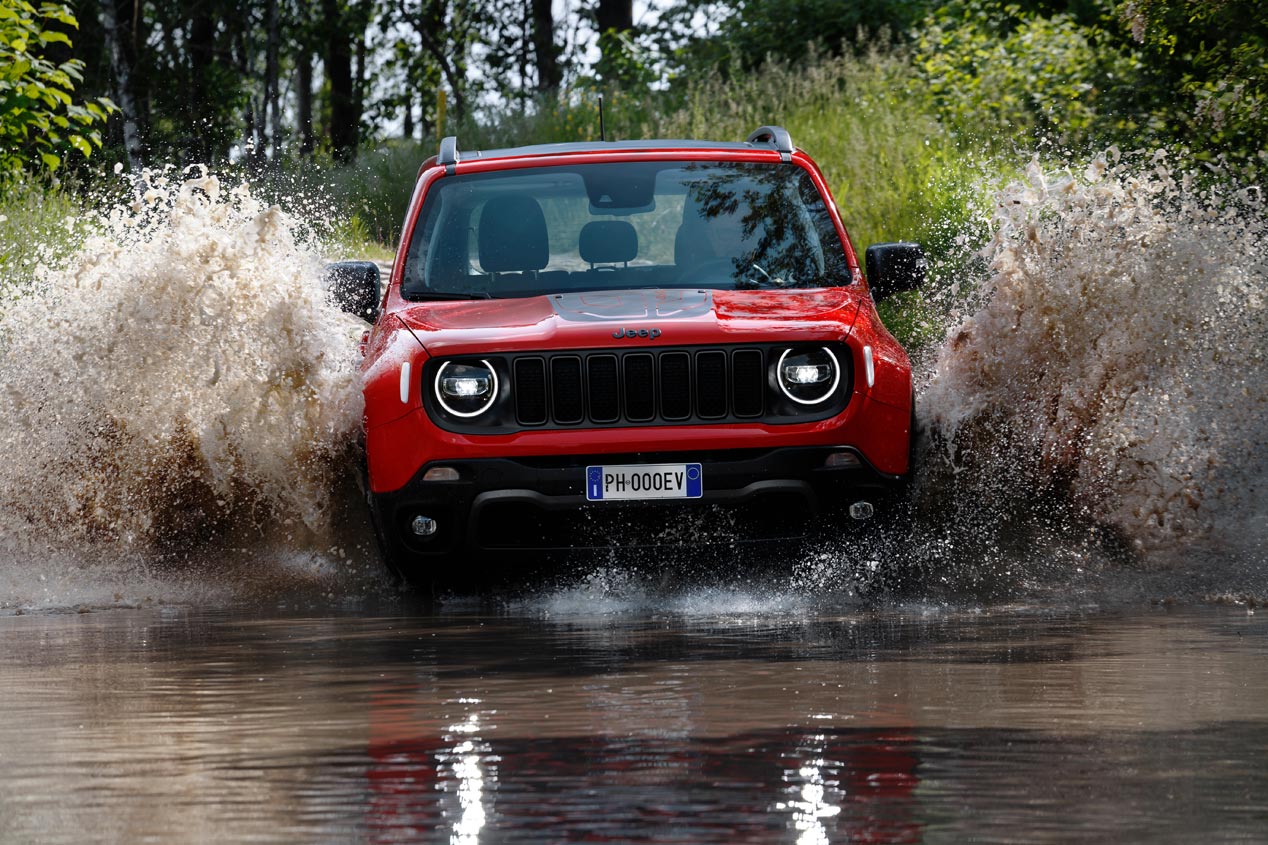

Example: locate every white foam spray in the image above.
[918,151,1266,576]
[0,168,372,611]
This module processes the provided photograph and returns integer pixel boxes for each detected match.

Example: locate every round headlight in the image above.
[435,360,498,417]
[777,347,840,405]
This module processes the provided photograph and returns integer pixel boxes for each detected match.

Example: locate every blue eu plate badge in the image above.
[586,464,703,501]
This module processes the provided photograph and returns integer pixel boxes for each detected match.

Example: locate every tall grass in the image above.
[0,178,88,307]
[0,49,1004,348]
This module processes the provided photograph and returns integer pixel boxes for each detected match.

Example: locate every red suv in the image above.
[328,126,925,588]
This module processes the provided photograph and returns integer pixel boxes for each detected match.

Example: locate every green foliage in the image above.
[916,0,1268,170]
[0,176,85,303]
[661,0,938,72]
[1119,0,1268,165]
[916,0,1144,153]
[592,29,660,88]
[314,85,671,246]
[0,0,114,176]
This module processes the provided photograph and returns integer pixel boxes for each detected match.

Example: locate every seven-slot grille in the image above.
[513,348,765,427]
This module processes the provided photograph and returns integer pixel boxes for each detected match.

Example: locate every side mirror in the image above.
[325,260,382,323]
[865,242,926,302]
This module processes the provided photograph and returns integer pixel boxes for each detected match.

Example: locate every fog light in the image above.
[411,515,438,536]
[824,451,861,469]
[423,466,460,482]
[848,501,874,521]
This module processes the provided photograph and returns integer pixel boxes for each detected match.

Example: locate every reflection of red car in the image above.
[329,126,924,587]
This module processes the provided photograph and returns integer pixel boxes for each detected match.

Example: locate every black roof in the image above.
[462,139,766,160]
[428,127,796,171]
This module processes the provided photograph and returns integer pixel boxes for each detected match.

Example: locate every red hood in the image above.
[392,287,865,356]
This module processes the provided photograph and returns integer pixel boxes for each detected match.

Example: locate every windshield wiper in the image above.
[736,264,794,289]
[735,270,847,290]
[402,290,492,301]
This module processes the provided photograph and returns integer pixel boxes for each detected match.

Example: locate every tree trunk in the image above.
[354,26,367,138]
[531,0,561,92]
[265,0,281,162]
[322,0,357,162]
[188,4,214,162]
[297,48,314,156]
[595,0,633,35]
[99,0,144,171]
[417,0,467,123]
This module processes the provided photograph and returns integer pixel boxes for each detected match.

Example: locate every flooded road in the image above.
[3,597,1266,843]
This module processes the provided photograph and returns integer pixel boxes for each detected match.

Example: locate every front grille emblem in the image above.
[612,327,662,340]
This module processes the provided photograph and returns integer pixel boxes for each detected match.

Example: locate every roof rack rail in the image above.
[438,135,460,172]
[745,125,794,161]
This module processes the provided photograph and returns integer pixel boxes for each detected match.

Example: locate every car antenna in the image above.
[599,94,606,142]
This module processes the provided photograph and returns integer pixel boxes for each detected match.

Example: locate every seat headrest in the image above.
[674,217,714,267]
[579,220,638,265]
[479,195,549,273]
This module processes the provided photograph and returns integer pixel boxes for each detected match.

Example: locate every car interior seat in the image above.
[579,220,638,270]
[478,195,550,294]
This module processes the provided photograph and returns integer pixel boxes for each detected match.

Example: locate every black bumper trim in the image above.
[370,446,902,562]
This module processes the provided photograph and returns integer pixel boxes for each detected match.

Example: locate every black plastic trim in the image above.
[419,343,852,435]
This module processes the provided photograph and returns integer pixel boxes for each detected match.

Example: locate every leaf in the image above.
[39,5,77,28]
[39,150,59,170]
[69,134,91,157]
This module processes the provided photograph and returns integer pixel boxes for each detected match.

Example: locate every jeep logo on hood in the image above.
[612,327,662,339]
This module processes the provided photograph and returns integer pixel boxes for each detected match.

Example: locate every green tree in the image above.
[1119,0,1268,163]
[0,0,113,175]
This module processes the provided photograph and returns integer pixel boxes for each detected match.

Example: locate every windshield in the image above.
[401,160,851,300]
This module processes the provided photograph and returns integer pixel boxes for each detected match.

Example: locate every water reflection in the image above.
[439,705,493,845]
[777,736,841,845]
[3,606,1268,843]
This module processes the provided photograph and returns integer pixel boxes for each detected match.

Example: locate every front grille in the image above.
[513,347,766,427]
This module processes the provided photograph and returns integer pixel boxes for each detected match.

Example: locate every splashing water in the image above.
[919,151,1266,574]
[0,169,369,609]
[1,154,1264,613]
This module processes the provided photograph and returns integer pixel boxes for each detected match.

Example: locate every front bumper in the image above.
[370,446,903,566]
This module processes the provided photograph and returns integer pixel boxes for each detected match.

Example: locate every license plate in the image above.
[586,463,703,501]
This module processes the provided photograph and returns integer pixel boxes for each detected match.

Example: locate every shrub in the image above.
[0,1,113,176]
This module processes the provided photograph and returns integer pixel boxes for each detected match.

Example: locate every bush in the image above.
[0,1,113,177]
[916,0,1144,154]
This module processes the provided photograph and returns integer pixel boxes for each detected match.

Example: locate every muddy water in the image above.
[2,599,1266,843]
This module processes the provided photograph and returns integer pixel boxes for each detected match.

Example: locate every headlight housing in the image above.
[435,360,498,417]
[776,347,840,405]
